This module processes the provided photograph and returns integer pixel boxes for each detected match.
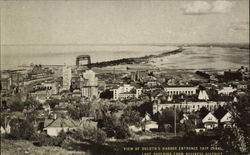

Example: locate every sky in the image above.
[0,0,249,45]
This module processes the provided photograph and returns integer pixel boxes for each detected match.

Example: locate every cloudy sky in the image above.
[1,0,249,45]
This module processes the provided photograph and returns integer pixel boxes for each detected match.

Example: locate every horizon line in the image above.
[2,42,249,46]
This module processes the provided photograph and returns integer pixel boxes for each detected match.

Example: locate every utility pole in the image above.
[174,106,176,137]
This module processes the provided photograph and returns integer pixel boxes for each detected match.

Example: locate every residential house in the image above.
[43,117,78,136]
[142,113,158,131]
[202,112,218,129]
[220,112,233,128]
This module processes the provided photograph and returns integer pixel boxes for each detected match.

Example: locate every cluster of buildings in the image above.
[1,53,249,138]
[113,84,142,100]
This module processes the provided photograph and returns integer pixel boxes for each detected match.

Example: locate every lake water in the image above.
[1,45,177,70]
[151,46,249,71]
[1,45,249,71]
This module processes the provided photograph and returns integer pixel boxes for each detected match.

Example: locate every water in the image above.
[1,45,249,71]
[1,45,177,70]
[151,46,249,71]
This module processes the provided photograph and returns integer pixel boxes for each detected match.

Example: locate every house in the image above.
[43,117,78,136]
[202,112,218,129]
[142,113,158,131]
[220,112,233,128]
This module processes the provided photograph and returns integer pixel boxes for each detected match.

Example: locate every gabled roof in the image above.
[214,108,228,120]
[202,112,218,123]
[44,117,78,128]
[220,112,232,123]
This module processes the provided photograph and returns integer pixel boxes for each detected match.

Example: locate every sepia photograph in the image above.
[0,0,249,154]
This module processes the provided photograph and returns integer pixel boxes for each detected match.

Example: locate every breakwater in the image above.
[91,48,183,68]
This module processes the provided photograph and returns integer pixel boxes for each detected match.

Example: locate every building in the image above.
[218,86,236,95]
[220,112,232,128]
[1,77,11,96]
[113,84,142,100]
[153,101,226,114]
[236,82,249,90]
[224,70,242,81]
[164,85,198,96]
[198,90,209,101]
[62,65,72,90]
[131,70,147,82]
[43,117,78,136]
[142,113,158,131]
[80,70,98,100]
[202,112,218,129]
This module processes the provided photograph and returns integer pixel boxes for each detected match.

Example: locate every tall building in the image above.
[80,70,98,100]
[62,65,72,90]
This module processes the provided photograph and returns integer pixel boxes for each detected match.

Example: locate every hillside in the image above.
[1,138,87,155]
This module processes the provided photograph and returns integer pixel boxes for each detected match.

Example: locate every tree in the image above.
[23,98,40,110]
[9,118,35,140]
[70,126,107,145]
[219,93,250,154]
[207,88,219,101]
[67,103,91,120]
[158,108,179,132]
[46,99,60,109]
[120,107,142,127]
[183,119,195,133]
[8,100,25,112]
[134,101,153,117]
[100,89,113,99]
[102,114,130,139]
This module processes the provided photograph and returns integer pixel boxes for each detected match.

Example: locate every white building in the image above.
[220,112,232,128]
[164,85,198,96]
[153,101,226,114]
[218,86,236,95]
[198,90,209,101]
[62,65,72,90]
[202,113,218,129]
[113,84,142,100]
